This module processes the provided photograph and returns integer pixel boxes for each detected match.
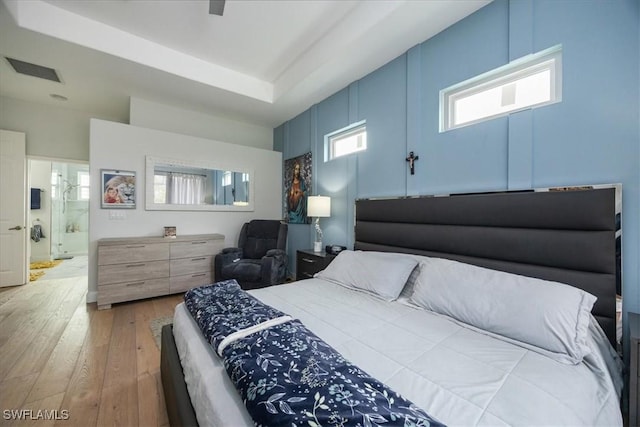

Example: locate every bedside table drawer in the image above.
[297,258,319,280]
[296,250,336,281]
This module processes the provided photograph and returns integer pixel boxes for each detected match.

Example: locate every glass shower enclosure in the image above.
[50,162,89,259]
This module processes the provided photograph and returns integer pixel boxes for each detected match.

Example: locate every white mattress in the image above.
[173,278,623,426]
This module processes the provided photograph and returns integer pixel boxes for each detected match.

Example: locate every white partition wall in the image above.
[88,119,282,303]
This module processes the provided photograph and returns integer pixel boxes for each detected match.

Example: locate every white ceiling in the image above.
[0,0,490,128]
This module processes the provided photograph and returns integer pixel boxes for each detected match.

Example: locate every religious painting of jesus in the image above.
[284,152,312,224]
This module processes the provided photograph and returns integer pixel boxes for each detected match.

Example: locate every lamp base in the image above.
[313,241,322,253]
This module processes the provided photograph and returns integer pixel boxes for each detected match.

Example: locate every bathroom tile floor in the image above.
[39,255,88,280]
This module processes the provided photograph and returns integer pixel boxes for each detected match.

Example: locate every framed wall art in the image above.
[101,169,136,209]
[163,226,177,238]
[284,152,312,224]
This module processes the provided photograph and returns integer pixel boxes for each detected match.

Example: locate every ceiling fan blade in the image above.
[209,0,225,16]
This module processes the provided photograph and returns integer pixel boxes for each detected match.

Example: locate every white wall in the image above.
[0,96,274,159]
[130,97,273,150]
[88,119,282,303]
[0,96,125,161]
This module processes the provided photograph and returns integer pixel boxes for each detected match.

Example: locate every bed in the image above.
[161,185,623,426]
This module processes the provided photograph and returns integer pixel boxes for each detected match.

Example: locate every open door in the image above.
[0,129,27,287]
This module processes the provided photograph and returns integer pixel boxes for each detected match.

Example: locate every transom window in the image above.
[222,171,232,186]
[77,171,90,200]
[440,45,562,132]
[154,173,167,203]
[326,121,367,161]
[51,172,58,200]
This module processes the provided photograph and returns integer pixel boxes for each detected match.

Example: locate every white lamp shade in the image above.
[307,196,331,217]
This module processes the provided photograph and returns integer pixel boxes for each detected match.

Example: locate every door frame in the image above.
[26,155,90,264]
[1,129,27,287]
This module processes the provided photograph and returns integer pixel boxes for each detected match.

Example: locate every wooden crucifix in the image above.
[405,151,419,175]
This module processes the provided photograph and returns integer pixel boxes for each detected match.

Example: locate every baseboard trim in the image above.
[86,290,97,304]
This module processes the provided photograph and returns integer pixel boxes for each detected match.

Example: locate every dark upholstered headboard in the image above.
[354,186,619,347]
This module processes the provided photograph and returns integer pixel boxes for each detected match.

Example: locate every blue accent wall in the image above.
[276,0,640,323]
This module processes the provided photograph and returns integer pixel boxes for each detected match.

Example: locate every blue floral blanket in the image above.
[184,279,291,355]
[184,280,445,427]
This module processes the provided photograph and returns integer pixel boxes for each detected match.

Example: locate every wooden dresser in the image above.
[97,234,224,309]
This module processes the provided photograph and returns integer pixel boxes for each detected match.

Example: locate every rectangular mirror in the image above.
[145,156,254,211]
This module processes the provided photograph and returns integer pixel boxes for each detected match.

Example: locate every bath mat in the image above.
[30,260,63,270]
[29,271,45,282]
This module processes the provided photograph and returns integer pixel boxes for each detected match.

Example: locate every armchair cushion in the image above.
[263,249,287,286]
[265,248,286,258]
[242,221,282,259]
[222,247,243,255]
[216,250,243,270]
[221,259,263,283]
[215,219,288,289]
[220,247,243,260]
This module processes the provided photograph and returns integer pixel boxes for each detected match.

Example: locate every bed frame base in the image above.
[161,324,199,427]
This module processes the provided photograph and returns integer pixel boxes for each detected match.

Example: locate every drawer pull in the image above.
[125,263,146,268]
[302,272,314,278]
[125,245,145,249]
[301,258,316,263]
[126,281,145,287]
[191,273,206,277]
[191,257,206,261]
[191,241,207,245]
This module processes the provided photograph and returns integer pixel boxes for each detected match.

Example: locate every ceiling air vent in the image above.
[209,0,225,16]
[5,57,61,83]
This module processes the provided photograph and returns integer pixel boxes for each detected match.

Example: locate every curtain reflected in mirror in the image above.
[171,174,205,204]
[146,156,253,211]
[154,172,206,204]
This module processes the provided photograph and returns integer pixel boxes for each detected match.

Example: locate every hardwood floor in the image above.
[0,275,183,427]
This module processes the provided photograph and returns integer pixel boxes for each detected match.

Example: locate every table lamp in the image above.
[307,195,331,253]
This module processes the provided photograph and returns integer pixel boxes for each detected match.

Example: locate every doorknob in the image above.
[8,225,23,231]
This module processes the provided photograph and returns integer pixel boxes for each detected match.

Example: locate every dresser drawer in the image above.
[98,242,169,265]
[98,260,170,285]
[170,255,213,276]
[98,277,170,306]
[170,272,213,293]
[170,239,223,258]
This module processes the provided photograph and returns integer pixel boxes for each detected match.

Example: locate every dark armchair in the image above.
[214,220,288,289]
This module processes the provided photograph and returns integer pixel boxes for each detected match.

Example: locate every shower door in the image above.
[51,162,89,259]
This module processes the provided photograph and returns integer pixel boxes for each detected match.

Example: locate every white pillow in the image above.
[315,250,418,301]
[410,257,597,364]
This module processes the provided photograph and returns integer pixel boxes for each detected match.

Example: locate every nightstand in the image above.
[296,249,336,281]
[630,312,640,426]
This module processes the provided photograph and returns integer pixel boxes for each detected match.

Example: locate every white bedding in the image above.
[173,278,623,426]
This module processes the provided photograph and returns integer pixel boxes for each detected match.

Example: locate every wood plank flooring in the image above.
[0,275,183,427]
